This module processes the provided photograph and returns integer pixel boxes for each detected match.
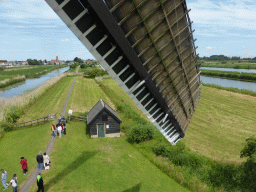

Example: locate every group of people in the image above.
[1,169,17,192]
[51,117,67,138]
[1,152,49,192]
[1,116,67,192]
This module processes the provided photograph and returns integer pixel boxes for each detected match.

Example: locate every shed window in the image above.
[102,114,108,121]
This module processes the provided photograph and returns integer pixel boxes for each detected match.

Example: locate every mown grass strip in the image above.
[28,121,190,192]
[202,83,256,97]
[201,69,256,82]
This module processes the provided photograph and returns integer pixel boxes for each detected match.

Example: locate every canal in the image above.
[0,67,69,98]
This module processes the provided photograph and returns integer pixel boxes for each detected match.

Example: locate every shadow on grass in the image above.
[122,182,142,192]
[44,151,98,190]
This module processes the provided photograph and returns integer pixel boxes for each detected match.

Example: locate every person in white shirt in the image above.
[43,152,50,170]
[57,124,62,138]
[9,174,18,192]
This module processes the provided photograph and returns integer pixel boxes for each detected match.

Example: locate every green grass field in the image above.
[0,123,51,190]
[183,86,256,163]
[19,77,75,122]
[28,121,189,192]
[101,78,256,163]
[66,77,115,114]
[1,75,255,191]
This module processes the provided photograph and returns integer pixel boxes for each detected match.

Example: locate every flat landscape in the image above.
[1,73,256,191]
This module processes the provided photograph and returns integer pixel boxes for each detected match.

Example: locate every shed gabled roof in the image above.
[87,99,121,125]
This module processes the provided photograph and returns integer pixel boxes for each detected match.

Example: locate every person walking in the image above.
[20,157,28,175]
[57,124,62,138]
[36,173,44,192]
[63,123,67,135]
[1,169,8,191]
[9,174,18,192]
[51,124,56,137]
[36,152,44,171]
[43,152,50,170]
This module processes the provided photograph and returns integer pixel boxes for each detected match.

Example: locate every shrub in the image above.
[84,68,108,78]
[5,107,24,123]
[128,123,155,143]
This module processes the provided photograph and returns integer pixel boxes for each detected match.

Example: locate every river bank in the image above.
[0,65,68,89]
[200,62,256,69]
[200,69,256,82]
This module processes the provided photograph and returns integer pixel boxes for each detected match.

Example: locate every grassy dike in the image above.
[24,76,189,192]
[201,69,256,82]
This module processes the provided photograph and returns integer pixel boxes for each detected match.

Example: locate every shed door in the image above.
[97,124,105,137]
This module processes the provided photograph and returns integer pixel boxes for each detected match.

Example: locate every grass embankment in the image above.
[200,61,256,69]
[0,122,52,190]
[28,121,189,192]
[0,73,68,122]
[201,69,256,82]
[0,75,26,89]
[18,77,75,122]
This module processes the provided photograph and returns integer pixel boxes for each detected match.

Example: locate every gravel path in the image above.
[19,77,76,192]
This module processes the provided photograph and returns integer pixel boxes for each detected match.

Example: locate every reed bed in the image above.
[0,75,26,89]
[0,73,68,121]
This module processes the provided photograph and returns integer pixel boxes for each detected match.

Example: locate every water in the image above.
[200,67,256,73]
[0,67,69,98]
[201,76,256,92]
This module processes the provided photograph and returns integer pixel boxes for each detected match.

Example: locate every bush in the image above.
[5,108,24,123]
[84,68,108,78]
[128,123,155,143]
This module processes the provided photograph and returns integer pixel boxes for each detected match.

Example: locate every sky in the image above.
[0,0,256,61]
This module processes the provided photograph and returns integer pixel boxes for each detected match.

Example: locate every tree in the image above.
[240,136,256,190]
[27,59,41,65]
[240,135,256,162]
[74,57,83,63]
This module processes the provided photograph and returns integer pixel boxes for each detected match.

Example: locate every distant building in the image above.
[87,99,122,138]
[50,56,61,65]
[21,61,28,65]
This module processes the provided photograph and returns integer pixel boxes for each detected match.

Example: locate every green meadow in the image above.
[1,74,255,191]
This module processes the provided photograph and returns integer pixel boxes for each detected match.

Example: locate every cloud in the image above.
[61,38,70,42]
[188,0,256,31]
[206,46,216,50]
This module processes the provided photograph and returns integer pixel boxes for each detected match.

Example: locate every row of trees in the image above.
[199,55,256,61]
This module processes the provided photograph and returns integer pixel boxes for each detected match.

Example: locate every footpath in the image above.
[19,77,76,192]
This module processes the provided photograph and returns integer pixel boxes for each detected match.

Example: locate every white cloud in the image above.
[206,46,216,50]
[188,0,256,31]
[61,38,70,42]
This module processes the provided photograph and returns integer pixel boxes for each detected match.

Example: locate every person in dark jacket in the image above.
[20,157,28,175]
[36,152,43,171]
[36,173,44,192]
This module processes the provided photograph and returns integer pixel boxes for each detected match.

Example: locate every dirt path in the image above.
[19,77,76,192]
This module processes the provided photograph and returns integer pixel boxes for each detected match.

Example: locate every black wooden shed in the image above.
[87,99,122,138]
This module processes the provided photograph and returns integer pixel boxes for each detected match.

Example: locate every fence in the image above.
[11,114,56,129]
[67,114,86,122]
